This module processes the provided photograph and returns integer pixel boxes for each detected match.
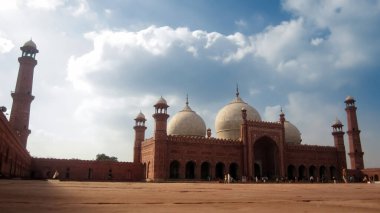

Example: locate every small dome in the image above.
[167,102,206,137]
[135,111,146,120]
[23,40,37,49]
[215,95,261,140]
[284,121,302,144]
[345,96,355,102]
[333,118,342,126]
[156,96,167,105]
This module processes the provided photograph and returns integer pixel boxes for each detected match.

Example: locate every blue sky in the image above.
[0,0,379,168]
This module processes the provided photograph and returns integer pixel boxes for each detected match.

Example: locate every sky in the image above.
[0,0,379,168]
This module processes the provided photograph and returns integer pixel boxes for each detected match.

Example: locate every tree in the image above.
[96,153,118,162]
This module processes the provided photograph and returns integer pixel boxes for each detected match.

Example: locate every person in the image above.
[332,176,336,184]
[363,176,368,183]
[310,175,314,183]
[255,176,258,183]
[224,174,227,184]
[227,173,231,184]
[342,168,348,183]
[52,170,59,179]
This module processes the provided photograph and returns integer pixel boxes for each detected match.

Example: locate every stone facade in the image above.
[0,40,379,182]
[31,158,143,181]
[0,111,31,178]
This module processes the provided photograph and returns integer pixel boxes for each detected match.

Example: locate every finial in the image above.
[186,94,189,106]
[236,84,239,97]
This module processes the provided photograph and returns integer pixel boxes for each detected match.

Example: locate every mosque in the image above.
[0,40,379,182]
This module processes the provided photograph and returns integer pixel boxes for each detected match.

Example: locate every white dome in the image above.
[23,40,37,49]
[215,95,261,140]
[284,121,302,144]
[167,102,206,137]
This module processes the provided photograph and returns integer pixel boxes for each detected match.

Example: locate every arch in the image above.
[201,162,210,180]
[143,163,147,179]
[229,163,239,180]
[374,174,379,181]
[146,162,150,179]
[254,163,261,179]
[287,165,296,180]
[215,162,225,180]
[298,165,306,181]
[309,165,316,178]
[169,160,180,179]
[253,136,279,179]
[319,166,326,182]
[330,166,337,180]
[88,168,93,180]
[185,161,196,179]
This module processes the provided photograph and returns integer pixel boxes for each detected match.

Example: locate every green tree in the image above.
[96,153,118,162]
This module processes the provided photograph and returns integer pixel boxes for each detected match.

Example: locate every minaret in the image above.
[344,96,364,169]
[9,40,39,148]
[332,118,347,176]
[133,111,146,163]
[152,96,169,180]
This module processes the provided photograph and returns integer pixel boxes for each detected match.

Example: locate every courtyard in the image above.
[0,180,379,212]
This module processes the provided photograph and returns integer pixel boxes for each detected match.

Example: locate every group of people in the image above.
[223,173,235,183]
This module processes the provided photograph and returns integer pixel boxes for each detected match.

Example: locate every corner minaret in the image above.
[344,96,364,169]
[9,40,39,148]
[133,111,147,163]
[152,96,169,180]
[332,118,347,176]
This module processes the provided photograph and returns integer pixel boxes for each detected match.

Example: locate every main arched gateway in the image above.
[253,136,279,179]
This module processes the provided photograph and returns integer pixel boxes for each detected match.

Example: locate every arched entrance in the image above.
[254,163,261,178]
[298,165,306,181]
[330,166,337,180]
[170,160,180,179]
[287,165,296,180]
[143,163,147,179]
[319,166,326,182]
[185,161,195,179]
[229,163,238,180]
[215,162,225,180]
[201,162,210,180]
[253,137,279,179]
[309,165,316,178]
[146,162,150,179]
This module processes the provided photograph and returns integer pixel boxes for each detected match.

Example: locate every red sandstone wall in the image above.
[141,138,154,180]
[31,158,143,181]
[285,144,340,180]
[0,113,31,178]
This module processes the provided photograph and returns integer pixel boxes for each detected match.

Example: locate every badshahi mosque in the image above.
[1,40,379,182]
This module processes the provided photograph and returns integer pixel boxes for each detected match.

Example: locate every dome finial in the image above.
[236,84,240,97]
[186,94,189,106]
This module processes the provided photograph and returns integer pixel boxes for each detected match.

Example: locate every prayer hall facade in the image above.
[0,40,379,182]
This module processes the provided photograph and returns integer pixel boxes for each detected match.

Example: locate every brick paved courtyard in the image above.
[0,180,379,212]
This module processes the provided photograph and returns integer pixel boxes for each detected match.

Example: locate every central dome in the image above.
[167,99,206,137]
[215,92,261,140]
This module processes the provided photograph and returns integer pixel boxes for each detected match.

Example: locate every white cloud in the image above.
[235,19,247,28]
[26,0,65,10]
[0,35,14,53]
[284,92,340,146]
[311,37,324,46]
[264,105,281,122]
[0,0,18,10]
[69,0,89,16]
[66,26,258,92]
[252,18,305,64]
